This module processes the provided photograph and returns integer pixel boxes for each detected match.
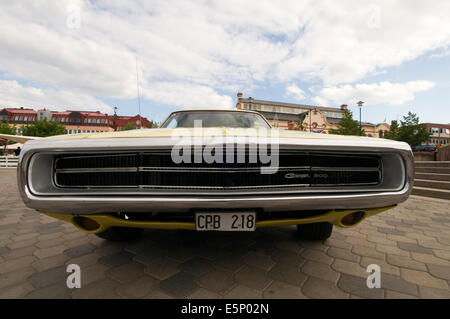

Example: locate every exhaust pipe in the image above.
[73,216,101,232]
[340,211,366,227]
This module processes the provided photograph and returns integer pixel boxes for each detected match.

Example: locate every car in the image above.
[10,109,414,241]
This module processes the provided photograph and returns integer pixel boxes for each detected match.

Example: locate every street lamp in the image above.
[357,101,364,135]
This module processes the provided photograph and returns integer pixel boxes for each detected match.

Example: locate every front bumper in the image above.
[17,136,415,215]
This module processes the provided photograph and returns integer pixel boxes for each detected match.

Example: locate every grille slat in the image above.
[54,149,382,190]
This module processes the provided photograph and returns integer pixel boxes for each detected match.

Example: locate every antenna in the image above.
[135,56,142,129]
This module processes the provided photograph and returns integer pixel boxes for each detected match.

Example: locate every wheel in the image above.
[95,227,144,241]
[297,222,333,241]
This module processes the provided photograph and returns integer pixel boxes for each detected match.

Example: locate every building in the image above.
[0,107,152,134]
[0,107,38,134]
[423,123,450,147]
[236,93,390,137]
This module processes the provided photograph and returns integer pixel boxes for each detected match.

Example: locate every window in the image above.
[379,130,384,138]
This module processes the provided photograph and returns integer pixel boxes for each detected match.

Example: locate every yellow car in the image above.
[11,109,414,241]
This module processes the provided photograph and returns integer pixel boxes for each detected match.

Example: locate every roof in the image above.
[240,98,344,113]
[173,108,260,114]
[1,108,37,114]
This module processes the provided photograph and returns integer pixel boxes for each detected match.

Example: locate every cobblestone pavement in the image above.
[1,169,450,299]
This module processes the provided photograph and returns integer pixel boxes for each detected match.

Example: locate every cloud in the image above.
[0,1,449,109]
[285,83,306,101]
[0,80,112,113]
[313,81,436,106]
[142,82,233,108]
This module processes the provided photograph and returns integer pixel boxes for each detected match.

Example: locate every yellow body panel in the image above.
[41,206,394,234]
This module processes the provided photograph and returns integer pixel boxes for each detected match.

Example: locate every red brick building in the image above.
[0,107,152,134]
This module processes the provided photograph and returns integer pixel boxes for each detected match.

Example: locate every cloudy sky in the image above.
[1,0,449,124]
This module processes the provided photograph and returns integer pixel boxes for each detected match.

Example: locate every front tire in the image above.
[297,222,333,241]
[95,227,144,241]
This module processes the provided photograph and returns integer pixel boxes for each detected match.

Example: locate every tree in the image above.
[384,120,400,140]
[0,122,16,135]
[22,119,67,137]
[329,110,365,136]
[295,120,306,131]
[396,112,430,148]
[121,122,137,131]
[145,120,159,128]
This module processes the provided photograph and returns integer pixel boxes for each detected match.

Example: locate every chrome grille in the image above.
[53,149,382,191]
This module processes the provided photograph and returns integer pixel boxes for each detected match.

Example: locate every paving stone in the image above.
[197,269,235,294]
[338,274,384,299]
[26,283,72,299]
[385,290,418,299]
[10,233,39,242]
[33,245,68,259]
[401,269,449,290]
[139,257,178,280]
[380,273,419,296]
[179,257,214,277]
[419,286,450,299]
[107,262,145,284]
[346,236,376,248]
[0,255,36,274]
[375,244,410,257]
[426,264,450,280]
[302,276,348,299]
[397,242,433,254]
[29,266,67,289]
[116,275,159,298]
[325,238,353,250]
[235,265,272,290]
[0,267,35,289]
[327,247,360,262]
[224,284,262,299]
[268,262,307,287]
[417,239,450,251]
[213,254,245,272]
[72,278,121,299]
[411,252,450,266]
[351,246,385,259]
[301,261,340,283]
[187,288,222,299]
[378,227,405,236]
[6,239,37,250]
[331,259,367,278]
[301,248,334,265]
[99,251,134,267]
[263,280,307,299]
[66,252,102,269]
[81,264,109,286]
[271,249,306,266]
[1,245,37,260]
[32,254,70,272]
[160,272,198,298]
[243,251,276,271]
[386,254,427,271]
[65,243,97,258]
[0,282,35,298]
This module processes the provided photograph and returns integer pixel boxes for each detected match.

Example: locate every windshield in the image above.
[160,111,271,129]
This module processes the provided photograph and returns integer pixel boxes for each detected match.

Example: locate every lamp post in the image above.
[357,101,364,135]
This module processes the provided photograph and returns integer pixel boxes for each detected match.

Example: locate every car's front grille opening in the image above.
[53,149,382,191]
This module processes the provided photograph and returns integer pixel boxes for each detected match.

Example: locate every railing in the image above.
[0,156,19,168]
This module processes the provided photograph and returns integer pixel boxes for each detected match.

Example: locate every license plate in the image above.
[195,212,256,231]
